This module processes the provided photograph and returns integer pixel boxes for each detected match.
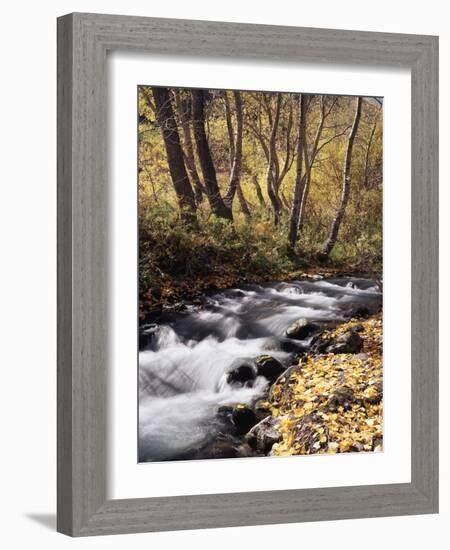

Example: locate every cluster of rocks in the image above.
[213,313,374,458]
[210,354,287,458]
[226,354,286,388]
[203,401,282,459]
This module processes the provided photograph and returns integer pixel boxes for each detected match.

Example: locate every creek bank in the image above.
[215,312,383,458]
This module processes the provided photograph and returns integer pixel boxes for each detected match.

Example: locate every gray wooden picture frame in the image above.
[57,12,439,537]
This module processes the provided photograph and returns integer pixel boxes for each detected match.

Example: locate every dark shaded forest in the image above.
[138,87,382,313]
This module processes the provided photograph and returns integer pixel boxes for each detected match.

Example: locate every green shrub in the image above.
[139,203,381,308]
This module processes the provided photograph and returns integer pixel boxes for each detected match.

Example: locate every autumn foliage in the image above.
[138,87,382,307]
[268,315,383,456]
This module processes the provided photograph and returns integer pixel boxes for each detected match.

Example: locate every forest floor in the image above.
[138,210,382,319]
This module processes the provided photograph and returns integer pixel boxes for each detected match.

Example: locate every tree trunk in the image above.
[237,184,252,219]
[297,173,310,233]
[223,91,243,208]
[173,90,204,204]
[191,89,233,221]
[143,167,158,202]
[280,191,290,210]
[320,96,362,258]
[362,111,379,189]
[151,87,197,224]
[252,175,266,207]
[223,91,235,162]
[266,93,283,225]
[274,96,295,197]
[298,96,328,233]
[288,94,307,249]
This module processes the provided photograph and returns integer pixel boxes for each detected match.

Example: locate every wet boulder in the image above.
[326,330,363,354]
[255,355,286,383]
[232,404,258,435]
[245,416,282,454]
[138,323,159,350]
[253,400,273,423]
[216,405,234,428]
[278,337,308,354]
[285,319,322,340]
[226,362,256,387]
[213,405,243,440]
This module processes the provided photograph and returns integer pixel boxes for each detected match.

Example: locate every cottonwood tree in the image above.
[362,108,380,189]
[288,93,307,248]
[172,90,205,204]
[246,92,296,224]
[236,177,252,219]
[191,89,233,221]
[264,93,283,225]
[320,96,363,258]
[252,174,266,207]
[222,91,251,218]
[151,86,197,225]
[273,95,296,203]
[297,95,341,236]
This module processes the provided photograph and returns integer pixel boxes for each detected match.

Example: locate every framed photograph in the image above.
[57,13,438,536]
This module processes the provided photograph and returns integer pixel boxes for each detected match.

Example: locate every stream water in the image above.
[138,276,382,462]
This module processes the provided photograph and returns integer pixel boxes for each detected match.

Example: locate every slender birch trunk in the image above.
[288,94,307,249]
[223,91,244,208]
[266,93,283,225]
[363,111,379,189]
[320,96,362,257]
[298,96,327,232]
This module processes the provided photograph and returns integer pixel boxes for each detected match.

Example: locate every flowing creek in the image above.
[139,276,382,461]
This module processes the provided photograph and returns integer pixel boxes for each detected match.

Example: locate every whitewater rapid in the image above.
[138,277,381,461]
